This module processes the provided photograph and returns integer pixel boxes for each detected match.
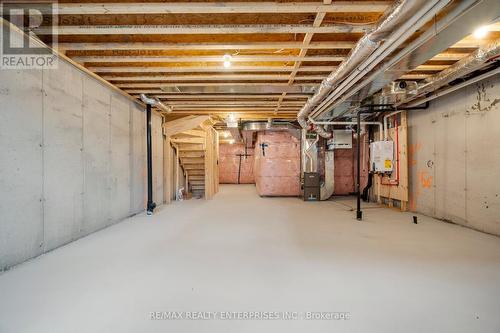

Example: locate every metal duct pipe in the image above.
[310,0,451,119]
[297,0,427,132]
[313,124,333,139]
[140,93,157,105]
[405,66,500,108]
[304,135,319,173]
[398,40,500,107]
[140,93,173,113]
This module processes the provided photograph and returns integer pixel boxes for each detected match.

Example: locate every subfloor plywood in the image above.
[0,185,499,333]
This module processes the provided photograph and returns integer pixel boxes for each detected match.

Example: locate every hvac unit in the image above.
[329,130,353,149]
[303,172,320,201]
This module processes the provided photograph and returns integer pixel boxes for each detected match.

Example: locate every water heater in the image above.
[370,141,394,173]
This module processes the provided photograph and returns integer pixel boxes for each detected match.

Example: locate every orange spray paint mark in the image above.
[418,171,433,189]
[409,142,422,166]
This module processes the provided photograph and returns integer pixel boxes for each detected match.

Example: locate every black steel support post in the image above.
[356,110,362,221]
[146,103,156,215]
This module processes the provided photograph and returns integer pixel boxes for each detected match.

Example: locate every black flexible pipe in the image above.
[362,125,374,202]
[146,103,156,215]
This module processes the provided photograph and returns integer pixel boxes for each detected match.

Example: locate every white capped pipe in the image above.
[309,119,384,141]
[383,110,402,140]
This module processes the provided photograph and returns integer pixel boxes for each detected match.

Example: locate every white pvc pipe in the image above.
[310,119,384,141]
[383,110,402,140]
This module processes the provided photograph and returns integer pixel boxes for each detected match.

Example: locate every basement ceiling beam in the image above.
[165,101,306,106]
[147,94,310,99]
[73,55,345,63]
[102,75,325,81]
[170,107,300,112]
[125,85,315,94]
[413,65,450,71]
[173,113,297,119]
[91,66,336,73]
[429,53,469,61]
[56,2,391,14]
[35,24,372,35]
[117,82,317,88]
[172,107,301,112]
[58,41,357,51]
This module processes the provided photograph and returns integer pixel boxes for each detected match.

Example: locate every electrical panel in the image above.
[328,130,352,149]
[370,141,394,173]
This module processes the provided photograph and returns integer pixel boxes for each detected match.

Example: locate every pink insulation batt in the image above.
[219,143,255,184]
[333,133,370,195]
[254,131,300,196]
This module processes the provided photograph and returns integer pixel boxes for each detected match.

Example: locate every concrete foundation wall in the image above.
[0,54,163,269]
[408,75,500,236]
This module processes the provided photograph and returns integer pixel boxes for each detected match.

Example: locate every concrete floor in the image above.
[1,185,499,333]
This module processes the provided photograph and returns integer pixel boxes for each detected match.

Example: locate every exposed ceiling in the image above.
[25,0,500,121]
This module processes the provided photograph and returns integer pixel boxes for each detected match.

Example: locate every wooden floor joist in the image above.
[18,0,493,121]
[58,41,358,51]
[56,2,392,15]
[36,24,372,35]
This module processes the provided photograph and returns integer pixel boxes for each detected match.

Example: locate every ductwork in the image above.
[297,0,421,137]
[140,93,173,113]
[397,40,500,106]
[314,124,333,139]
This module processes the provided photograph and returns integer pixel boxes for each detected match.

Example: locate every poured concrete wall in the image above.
[0,54,163,270]
[408,75,500,236]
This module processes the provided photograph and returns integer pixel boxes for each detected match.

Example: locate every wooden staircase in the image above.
[163,116,219,201]
[178,149,206,197]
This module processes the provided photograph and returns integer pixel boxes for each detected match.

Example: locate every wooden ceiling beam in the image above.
[281,11,326,113]
[102,74,325,81]
[430,53,469,61]
[56,2,391,14]
[151,94,310,99]
[35,24,372,35]
[117,82,317,88]
[414,65,450,71]
[58,41,357,51]
[73,55,345,63]
[164,101,306,106]
[91,66,336,73]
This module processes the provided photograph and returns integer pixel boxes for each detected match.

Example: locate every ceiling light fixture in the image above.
[473,25,488,39]
[223,54,232,68]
